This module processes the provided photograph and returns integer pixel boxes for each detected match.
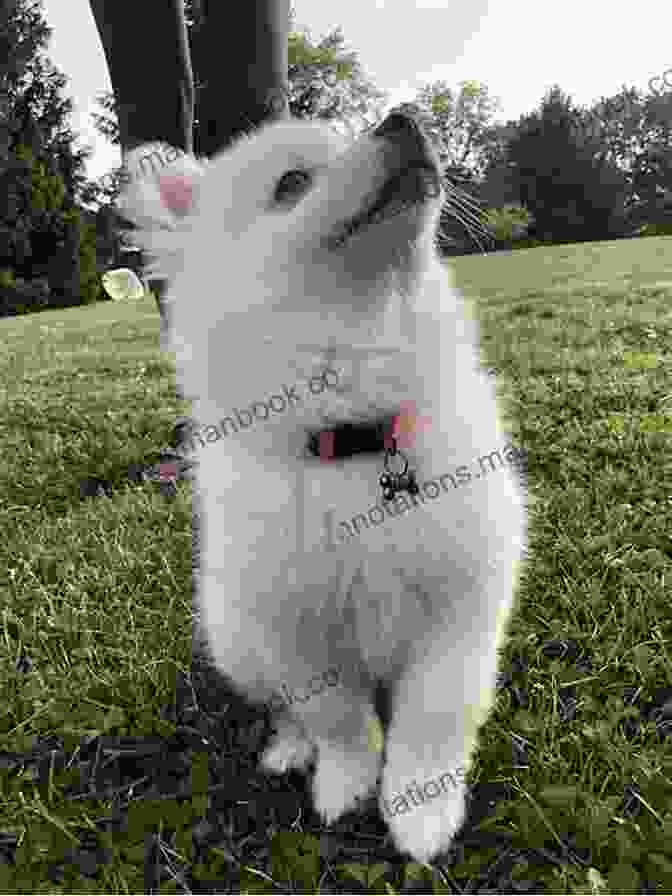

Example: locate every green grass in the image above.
[1,236,671,894]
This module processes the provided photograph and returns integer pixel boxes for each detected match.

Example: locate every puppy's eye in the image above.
[274,169,312,203]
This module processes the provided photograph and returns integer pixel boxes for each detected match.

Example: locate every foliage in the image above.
[480,82,672,237]
[575,86,672,229]
[74,208,102,305]
[477,121,522,208]
[505,86,631,242]
[0,0,98,315]
[635,219,672,237]
[400,80,502,181]
[0,0,52,153]
[285,20,388,133]
[0,275,49,316]
[484,203,533,246]
[579,87,672,189]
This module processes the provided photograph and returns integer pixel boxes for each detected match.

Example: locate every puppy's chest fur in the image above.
[196,328,516,680]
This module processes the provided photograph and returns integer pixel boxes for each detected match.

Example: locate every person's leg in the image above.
[191,0,290,157]
[88,0,194,326]
[88,0,194,155]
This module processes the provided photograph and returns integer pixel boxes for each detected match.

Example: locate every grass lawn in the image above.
[1,236,671,894]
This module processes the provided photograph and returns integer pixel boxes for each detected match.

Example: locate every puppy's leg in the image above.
[302,687,384,823]
[201,567,382,821]
[380,570,518,864]
[262,714,316,773]
[263,660,384,823]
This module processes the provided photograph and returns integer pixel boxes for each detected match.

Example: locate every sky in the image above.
[41,0,671,182]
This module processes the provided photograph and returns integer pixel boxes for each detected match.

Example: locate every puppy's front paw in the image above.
[380,765,468,864]
[312,740,382,824]
[261,719,316,774]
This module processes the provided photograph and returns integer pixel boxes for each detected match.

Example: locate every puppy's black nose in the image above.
[373,110,440,178]
[373,111,423,140]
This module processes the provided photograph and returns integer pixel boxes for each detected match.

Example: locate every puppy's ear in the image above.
[117,142,205,230]
[158,171,198,218]
[116,143,206,281]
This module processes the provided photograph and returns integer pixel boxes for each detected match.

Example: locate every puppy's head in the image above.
[121,112,445,432]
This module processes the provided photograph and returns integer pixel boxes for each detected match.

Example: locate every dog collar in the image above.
[305,413,420,502]
[305,415,398,461]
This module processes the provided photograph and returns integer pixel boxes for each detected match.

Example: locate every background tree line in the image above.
[1,0,671,317]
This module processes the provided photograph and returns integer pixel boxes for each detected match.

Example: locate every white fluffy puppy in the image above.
[120,111,527,863]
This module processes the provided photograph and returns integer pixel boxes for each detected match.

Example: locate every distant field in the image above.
[1,236,671,894]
